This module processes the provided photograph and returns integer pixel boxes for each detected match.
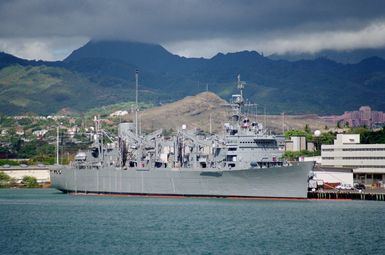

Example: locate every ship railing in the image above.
[249,160,286,168]
[71,161,102,170]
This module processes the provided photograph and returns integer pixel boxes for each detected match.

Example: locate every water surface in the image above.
[1,189,384,254]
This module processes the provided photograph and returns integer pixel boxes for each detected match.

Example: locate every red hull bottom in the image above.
[65,190,311,201]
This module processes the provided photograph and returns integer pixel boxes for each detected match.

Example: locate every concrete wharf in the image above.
[308,190,385,201]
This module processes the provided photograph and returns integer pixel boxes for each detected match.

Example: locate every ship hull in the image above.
[50,162,312,199]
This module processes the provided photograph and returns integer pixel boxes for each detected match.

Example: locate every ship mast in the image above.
[237,74,245,109]
[234,74,245,119]
[135,70,139,137]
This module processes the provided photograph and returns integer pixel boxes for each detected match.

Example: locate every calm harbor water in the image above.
[1,189,385,255]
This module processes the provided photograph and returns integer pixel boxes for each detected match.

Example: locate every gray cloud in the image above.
[1,0,385,59]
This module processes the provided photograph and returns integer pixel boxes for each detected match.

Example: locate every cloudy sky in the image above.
[1,0,385,60]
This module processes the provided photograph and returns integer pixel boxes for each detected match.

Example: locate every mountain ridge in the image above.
[1,40,385,115]
[268,48,385,64]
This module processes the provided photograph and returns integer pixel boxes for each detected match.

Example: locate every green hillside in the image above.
[0,62,171,115]
[0,65,133,114]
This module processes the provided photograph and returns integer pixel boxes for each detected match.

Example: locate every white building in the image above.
[15,127,24,136]
[321,134,385,186]
[67,126,79,138]
[312,166,353,187]
[32,129,48,137]
[285,136,315,152]
[110,110,129,117]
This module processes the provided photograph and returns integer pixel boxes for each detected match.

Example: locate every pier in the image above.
[308,190,385,201]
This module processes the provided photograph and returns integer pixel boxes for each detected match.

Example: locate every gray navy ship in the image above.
[50,75,313,199]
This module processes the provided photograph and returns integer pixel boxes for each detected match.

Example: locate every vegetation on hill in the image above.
[0,63,160,115]
[85,101,154,119]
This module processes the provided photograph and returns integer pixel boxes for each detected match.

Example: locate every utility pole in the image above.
[282,112,285,134]
[264,105,267,128]
[56,126,59,165]
[255,104,258,123]
[209,113,212,134]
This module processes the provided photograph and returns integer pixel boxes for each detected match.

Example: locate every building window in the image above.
[343,165,385,168]
[342,148,385,151]
[342,157,385,160]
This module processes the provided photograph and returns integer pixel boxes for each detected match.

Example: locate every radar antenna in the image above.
[237,74,245,98]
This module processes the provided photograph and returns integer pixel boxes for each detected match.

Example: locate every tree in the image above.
[283,150,320,161]
[17,118,32,126]
[0,117,15,128]
[319,132,336,145]
[355,128,385,144]
[22,176,40,188]
[285,130,305,138]
[348,127,370,143]
[0,171,11,188]
[0,171,11,182]
[284,129,312,141]
[304,124,311,134]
